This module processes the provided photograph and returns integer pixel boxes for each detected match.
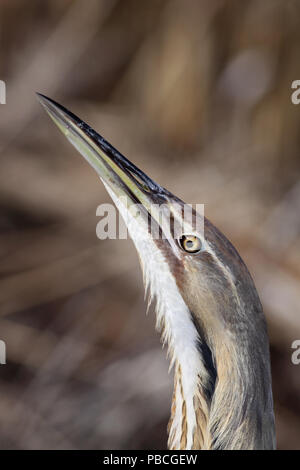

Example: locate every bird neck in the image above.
[167,321,276,450]
[121,206,275,450]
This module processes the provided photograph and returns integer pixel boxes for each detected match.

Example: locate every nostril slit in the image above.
[130,172,150,192]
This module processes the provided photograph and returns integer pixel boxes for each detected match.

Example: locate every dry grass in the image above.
[0,0,299,449]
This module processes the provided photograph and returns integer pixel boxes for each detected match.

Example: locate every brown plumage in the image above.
[38,94,276,450]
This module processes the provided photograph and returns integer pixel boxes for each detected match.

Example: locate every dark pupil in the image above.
[186,240,194,248]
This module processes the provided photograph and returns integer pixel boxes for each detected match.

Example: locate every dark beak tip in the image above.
[36,93,53,113]
[36,92,48,103]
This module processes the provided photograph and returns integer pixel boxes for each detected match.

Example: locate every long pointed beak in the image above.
[37,94,172,211]
[37,94,200,247]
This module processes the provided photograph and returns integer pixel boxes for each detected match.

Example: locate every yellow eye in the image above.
[178,235,202,253]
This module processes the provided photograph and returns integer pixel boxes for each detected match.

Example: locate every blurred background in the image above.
[0,0,299,450]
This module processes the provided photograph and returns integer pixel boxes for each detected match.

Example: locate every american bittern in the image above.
[38,94,276,450]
